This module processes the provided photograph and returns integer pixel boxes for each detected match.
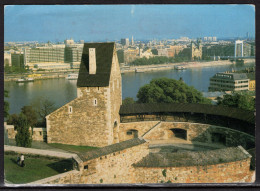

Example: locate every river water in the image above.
[4,62,255,115]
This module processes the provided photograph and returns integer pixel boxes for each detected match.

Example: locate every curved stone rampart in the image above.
[119,121,254,149]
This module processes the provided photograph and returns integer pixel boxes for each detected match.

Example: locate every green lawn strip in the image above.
[48,143,98,153]
[4,154,73,184]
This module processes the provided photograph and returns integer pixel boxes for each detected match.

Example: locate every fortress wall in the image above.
[130,122,254,148]
[80,142,149,184]
[29,170,81,185]
[118,121,159,142]
[46,86,111,147]
[134,158,252,183]
[5,123,46,142]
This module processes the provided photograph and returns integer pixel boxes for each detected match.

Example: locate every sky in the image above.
[4,4,255,42]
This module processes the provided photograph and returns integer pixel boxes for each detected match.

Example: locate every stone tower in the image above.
[46,42,122,147]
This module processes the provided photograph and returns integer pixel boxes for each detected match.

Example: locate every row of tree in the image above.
[4,64,29,74]
[123,78,255,112]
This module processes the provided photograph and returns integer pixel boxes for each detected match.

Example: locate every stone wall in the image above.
[110,49,122,144]
[134,158,252,183]
[118,121,159,142]
[29,170,81,184]
[46,87,110,147]
[143,122,254,148]
[4,123,46,142]
[5,124,16,139]
[31,128,46,141]
[80,142,149,184]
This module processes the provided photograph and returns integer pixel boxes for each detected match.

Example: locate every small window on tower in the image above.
[68,106,73,114]
[94,99,97,106]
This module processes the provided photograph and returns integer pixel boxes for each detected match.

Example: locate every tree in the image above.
[7,114,19,126]
[21,106,38,128]
[4,90,10,118]
[122,97,135,105]
[151,49,158,55]
[15,113,32,147]
[217,93,255,111]
[137,78,211,104]
[31,97,56,126]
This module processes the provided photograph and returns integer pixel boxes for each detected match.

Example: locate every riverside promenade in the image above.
[121,58,255,73]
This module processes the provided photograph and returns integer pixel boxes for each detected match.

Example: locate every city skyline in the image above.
[4,4,255,42]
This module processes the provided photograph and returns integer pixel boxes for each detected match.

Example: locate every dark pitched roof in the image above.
[78,138,146,162]
[77,42,115,87]
[133,147,250,167]
[119,103,255,124]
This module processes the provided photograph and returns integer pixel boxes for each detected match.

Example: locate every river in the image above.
[4,62,255,115]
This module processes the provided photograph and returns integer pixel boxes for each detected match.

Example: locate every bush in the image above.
[15,114,32,147]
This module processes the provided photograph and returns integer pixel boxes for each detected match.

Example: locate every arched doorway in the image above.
[126,129,138,139]
[211,132,226,145]
[170,128,187,140]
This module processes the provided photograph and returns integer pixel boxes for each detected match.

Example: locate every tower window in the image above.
[94,99,97,106]
[68,106,73,114]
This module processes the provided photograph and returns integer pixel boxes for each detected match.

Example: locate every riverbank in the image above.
[4,59,255,81]
[4,69,79,82]
[121,58,255,73]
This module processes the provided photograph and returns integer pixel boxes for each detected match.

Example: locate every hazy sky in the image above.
[4,4,255,42]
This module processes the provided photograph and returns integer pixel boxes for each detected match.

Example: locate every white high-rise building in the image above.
[213,37,217,41]
[234,40,244,57]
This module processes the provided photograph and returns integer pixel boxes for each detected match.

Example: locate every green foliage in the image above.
[31,97,57,126]
[7,114,19,126]
[151,49,158,55]
[122,97,135,105]
[15,114,32,147]
[166,180,172,183]
[137,78,211,104]
[21,106,38,128]
[162,169,167,177]
[4,64,28,74]
[130,56,175,66]
[100,179,103,183]
[4,90,10,118]
[217,92,255,111]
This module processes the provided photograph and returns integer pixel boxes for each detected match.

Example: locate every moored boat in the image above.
[174,65,186,70]
[66,73,78,80]
[16,77,34,83]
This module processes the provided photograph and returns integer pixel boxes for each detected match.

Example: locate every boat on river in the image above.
[16,77,34,83]
[174,65,186,70]
[66,73,78,80]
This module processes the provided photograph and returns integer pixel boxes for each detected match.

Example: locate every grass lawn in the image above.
[49,143,98,153]
[4,154,73,184]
